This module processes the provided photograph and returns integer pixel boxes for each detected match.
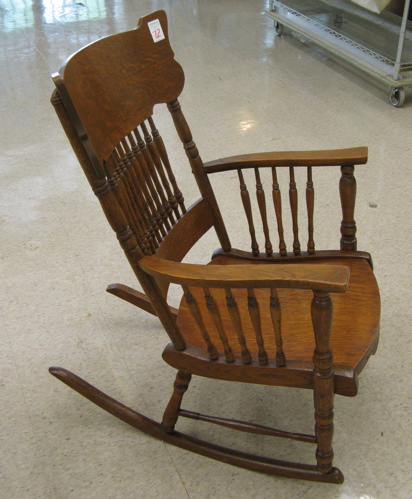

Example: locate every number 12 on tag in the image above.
[148,19,165,43]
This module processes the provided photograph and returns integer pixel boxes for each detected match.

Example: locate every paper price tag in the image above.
[148,19,165,43]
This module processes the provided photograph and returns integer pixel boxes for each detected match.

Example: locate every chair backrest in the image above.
[52,10,229,266]
[54,10,184,167]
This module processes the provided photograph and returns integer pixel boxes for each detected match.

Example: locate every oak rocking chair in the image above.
[50,10,380,484]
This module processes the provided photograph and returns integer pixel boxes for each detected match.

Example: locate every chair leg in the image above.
[313,372,335,474]
[162,370,192,433]
[312,291,335,474]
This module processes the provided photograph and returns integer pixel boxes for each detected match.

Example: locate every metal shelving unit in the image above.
[265,0,412,106]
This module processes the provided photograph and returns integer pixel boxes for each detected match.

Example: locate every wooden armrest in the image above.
[138,256,349,293]
[203,147,368,174]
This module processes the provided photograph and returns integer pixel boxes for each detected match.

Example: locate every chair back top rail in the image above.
[52,10,185,165]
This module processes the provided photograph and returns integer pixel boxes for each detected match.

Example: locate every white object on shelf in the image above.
[351,0,391,14]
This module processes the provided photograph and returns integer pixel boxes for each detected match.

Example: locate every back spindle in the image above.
[306,166,315,254]
[269,288,286,367]
[106,149,158,254]
[182,285,219,361]
[126,129,173,233]
[247,288,268,365]
[238,169,259,256]
[255,168,273,256]
[204,288,235,363]
[148,116,186,217]
[271,167,287,256]
[140,121,177,225]
[134,128,175,229]
[120,136,169,240]
[225,289,252,364]
[289,167,301,255]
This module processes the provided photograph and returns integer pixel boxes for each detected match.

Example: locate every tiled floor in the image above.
[1,0,411,497]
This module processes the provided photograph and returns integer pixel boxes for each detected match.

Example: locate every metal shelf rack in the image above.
[265,0,412,106]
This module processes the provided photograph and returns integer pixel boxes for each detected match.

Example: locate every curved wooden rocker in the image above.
[49,367,343,483]
[50,10,380,484]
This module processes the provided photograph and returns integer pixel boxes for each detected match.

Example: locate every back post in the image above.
[167,99,231,251]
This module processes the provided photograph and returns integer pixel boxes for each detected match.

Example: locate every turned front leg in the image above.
[311,291,335,474]
[162,370,192,434]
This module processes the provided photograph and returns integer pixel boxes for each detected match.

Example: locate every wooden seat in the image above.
[50,10,380,484]
[169,256,379,397]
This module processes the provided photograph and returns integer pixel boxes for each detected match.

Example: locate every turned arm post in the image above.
[311,290,335,474]
[339,165,357,251]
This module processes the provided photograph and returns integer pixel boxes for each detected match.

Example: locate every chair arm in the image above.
[138,256,349,293]
[203,147,368,174]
